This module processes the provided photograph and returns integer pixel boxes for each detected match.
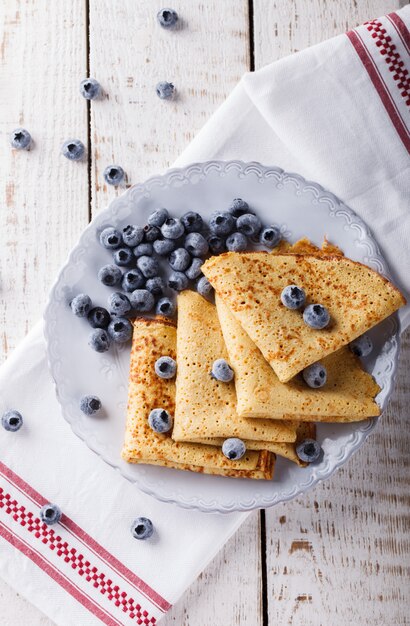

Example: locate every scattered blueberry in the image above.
[10,128,31,150]
[80,395,101,415]
[169,248,191,272]
[156,297,176,317]
[156,81,175,100]
[136,255,159,278]
[133,242,153,257]
[130,289,155,312]
[131,517,154,540]
[184,232,209,257]
[108,292,131,316]
[122,224,144,247]
[143,225,161,243]
[281,285,306,310]
[226,232,248,251]
[260,226,281,249]
[228,198,252,218]
[148,408,173,433]
[1,410,23,432]
[236,213,261,238]
[113,247,134,266]
[80,77,101,100]
[155,356,177,379]
[196,275,213,297]
[222,438,246,461]
[70,294,92,317]
[87,307,111,329]
[161,217,184,239]
[145,276,165,296]
[211,358,234,382]
[157,7,178,28]
[103,165,125,186]
[89,328,111,352]
[98,264,123,287]
[99,227,122,249]
[303,304,330,330]
[350,334,373,358]
[148,208,169,228]
[209,211,235,236]
[302,362,327,388]
[153,238,176,256]
[185,257,203,280]
[108,317,133,343]
[168,271,188,291]
[181,211,203,233]
[61,139,85,161]
[207,235,226,255]
[40,504,62,526]
[296,438,322,463]
[122,268,145,292]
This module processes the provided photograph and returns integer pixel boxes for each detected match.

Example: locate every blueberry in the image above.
[281,285,306,310]
[122,268,145,292]
[10,128,31,150]
[156,297,176,317]
[207,235,226,255]
[70,294,92,317]
[100,227,122,249]
[148,408,173,433]
[302,362,327,388]
[226,232,248,252]
[131,517,154,540]
[1,410,23,432]
[61,139,85,161]
[209,211,235,236]
[98,264,123,287]
[137,255,159,278]
[89,328,111,352]
[103,165,125,186]
[161,217,184,239]
[143,225,161,243]
[108,317,133,343]
[236,213,261,238]
[130,289,155,313]
[157,7,178,28]
[303,304,330,330]
[222,438,246,461]
[155,356,177,379]
[156,81,175,100]
[181,211,203,233]
[196,276,213,297]
[168,271,188,291]
[184,232,209,257]
[108,292,131,316]
[228,198,253,218]
[122,224,144,247]
[296,438,322,463]
[80,395,101,415]
[113,247,134,266]
[145,276,165,296]
[260,226,281,249]
[148,208,169,228]
[211,358,234,382]
[185,257,203,280]
[169,247,191,272]
[87,307,111,329]
[350,334,373,358]
[153,238,176,256]
[134,242,153,257]
[80,77,101,100]
[40,504,62,526]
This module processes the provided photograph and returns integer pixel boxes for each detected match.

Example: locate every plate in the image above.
[44,160,400,513]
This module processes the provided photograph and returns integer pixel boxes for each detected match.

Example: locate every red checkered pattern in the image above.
[0,487,156,625]
[365,19,410,106]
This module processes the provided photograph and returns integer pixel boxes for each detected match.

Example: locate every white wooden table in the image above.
[1,1,409,624]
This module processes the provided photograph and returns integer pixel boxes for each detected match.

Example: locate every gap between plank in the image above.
[248,0,255,71]
[260,509,268,625]
[85,0,92,222]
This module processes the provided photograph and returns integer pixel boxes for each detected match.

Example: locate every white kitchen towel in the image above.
[0,7,409,626]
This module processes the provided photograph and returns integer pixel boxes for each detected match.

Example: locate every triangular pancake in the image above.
[122,317,274,479]
[203,252,405,382]
[172,291,297,443]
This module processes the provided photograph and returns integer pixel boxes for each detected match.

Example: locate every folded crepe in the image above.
[172,291,296,444]
[202,251,405,382]
[121,316,274,479]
